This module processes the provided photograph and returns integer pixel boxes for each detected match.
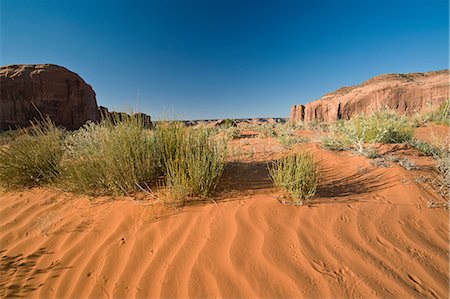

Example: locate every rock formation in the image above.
[291,70,449,123]
[0,64,100,130]
[98,106,153,129]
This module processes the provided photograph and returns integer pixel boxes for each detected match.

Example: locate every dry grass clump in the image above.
[163,125,227,201]
[414,99,450,127]
[321,110,414,156]
[61,115,160,195]
[268,151,318,205]
[0,119,64,190]
[435,152,450,200]
[0,116,227,202]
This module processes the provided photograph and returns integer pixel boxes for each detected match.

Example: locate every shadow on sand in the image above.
[313,166,397,205]
[0,248,71,298]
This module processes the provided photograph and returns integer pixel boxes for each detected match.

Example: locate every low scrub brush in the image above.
[164,127,227,201]
[268,151,318,205]
[61,115,159,195]
[0,119,64,190]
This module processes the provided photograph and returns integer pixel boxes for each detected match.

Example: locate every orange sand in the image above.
[1,138,448,298]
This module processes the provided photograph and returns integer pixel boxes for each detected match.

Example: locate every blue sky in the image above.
[1,0,448,120]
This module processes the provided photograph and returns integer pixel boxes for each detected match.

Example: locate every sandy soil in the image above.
[1,133,448,298]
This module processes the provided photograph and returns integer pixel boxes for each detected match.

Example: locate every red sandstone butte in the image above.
[291,70,449,123]
[0,64,100,130]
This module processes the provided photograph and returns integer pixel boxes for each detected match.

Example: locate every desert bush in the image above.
[0,119,64,190]
[268,151,318,204]
[221,118,235,129]
[278,135,309,149]
[320,134,349,151]
[330,110,413,155]
[339,110,413,144]
[224,127,241,140]
[429,99,450,126]
[164,126,227,200]
[61,115,160,195]
[306,120,330,131]
[435,151,450,201]
[258,123,277,138]
[0,130,23,146]
[414,99,450,127]
[153,121,187,171]
[409,138,441,157]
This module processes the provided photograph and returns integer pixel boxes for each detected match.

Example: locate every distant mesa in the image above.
[291,70,449,123]
[99,106,152,129]
[0,64,101,130]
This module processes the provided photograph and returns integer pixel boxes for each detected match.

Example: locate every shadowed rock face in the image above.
[291,70,449,123]
[98,106,153,129]
[0,64,100,130]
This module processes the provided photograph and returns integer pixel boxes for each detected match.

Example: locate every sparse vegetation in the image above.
[61,115,160,195]
[398,157,416,171]
[413,99,450,127]
[0,119,64,190]
[320,134,348,151]
[321,110,414,157]
[163,126,227,201]
[268,151,318,205]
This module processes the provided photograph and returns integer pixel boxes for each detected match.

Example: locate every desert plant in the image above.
[164,127,227,201]
[61,115,160,195]
[154,121,188,171]
[268,151,318,205]
[258,123,277,138]
[409,138,446,157]
[430,99,450,126]
[0,119,64,190]
[331,110,413,155]
[320,134,349,151]
[435,151,450,201]
[278,135,309,149]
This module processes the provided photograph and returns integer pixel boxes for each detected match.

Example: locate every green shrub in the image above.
[61,115,160,195]
[339,110,413,144]
[258,123,277,138]
[278,135,309,149]
[221,119,235,129]
[320,135,348,151]
[409,138,443,157]
[329,110,413,155]
[164,127,227,200]
[0,119,64,190]
[414,99,450,127]
[430,99,450,126]
[436,151,450,200]
[268,151,318,205]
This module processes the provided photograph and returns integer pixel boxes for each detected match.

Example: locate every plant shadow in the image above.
[0,248,71,298]
[313,166,396,205]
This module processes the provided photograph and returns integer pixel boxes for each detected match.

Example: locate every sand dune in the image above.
[1,140,448,298]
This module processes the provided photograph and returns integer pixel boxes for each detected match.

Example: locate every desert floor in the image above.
[1,125,449,298]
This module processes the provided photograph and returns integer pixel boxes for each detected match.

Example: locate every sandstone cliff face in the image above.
[0,64,100,130]
[291,70,449,123]
[98,106,153,129]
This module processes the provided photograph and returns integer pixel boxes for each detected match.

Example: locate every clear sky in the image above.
[1,0,448,120]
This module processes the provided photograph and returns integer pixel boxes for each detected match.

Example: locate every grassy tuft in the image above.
[61,115,160,195]
[0,119,64,190]
[163,126,227,201]
[322,110,414,156]
[268,151,318,205]
[429,99,450,126]
[414,99,450,127]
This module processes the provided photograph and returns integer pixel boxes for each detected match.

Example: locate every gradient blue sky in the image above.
[1,0,448,120]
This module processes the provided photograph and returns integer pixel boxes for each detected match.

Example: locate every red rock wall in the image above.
[0,64,100,130]
[291,70,449,123]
